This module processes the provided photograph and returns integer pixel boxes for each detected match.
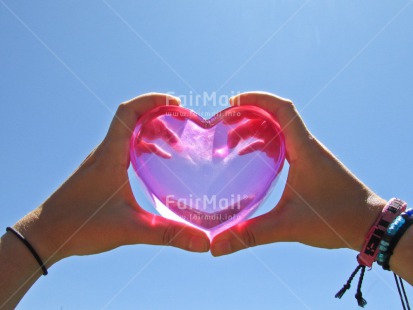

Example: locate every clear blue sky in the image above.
[1,1,413,309]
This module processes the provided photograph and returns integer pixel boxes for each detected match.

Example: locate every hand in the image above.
[134,118,181,159]
[226,114,282,160]
[211,92,386,256]
[14,93,210,266]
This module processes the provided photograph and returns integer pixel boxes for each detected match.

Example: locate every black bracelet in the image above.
[379,216,413,271]
[6,227,48,276]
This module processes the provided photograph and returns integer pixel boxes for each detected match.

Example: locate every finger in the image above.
[140,119,178,145]
[104,93,180,163]
[138,119,181,154]
[211,208,289,256]
[229,92,312,163]
[227,121,253,149]
[222,113,245,125]
[157,122,180,145]
[227,128,242,149]
[227,119,263,148]
[139,212,210,252]
[138,142,171,159]
[238,140,265,156]
[138,119,163,140]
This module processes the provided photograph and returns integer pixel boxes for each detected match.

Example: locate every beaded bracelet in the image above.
[377,209,413,270]
[376,209,413,310]
[335,198,407,308]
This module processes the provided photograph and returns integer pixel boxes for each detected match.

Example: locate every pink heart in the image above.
[130,105,285,239]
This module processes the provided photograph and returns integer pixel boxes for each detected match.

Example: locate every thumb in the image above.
[211,208,288,256]
[139,212,210,253]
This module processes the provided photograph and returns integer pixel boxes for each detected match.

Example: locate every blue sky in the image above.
[1,1,413,309]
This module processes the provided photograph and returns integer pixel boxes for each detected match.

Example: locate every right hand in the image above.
[211,91,386,256]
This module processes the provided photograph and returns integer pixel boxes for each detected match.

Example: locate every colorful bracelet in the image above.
[377,209,413,270]
[376,209,413,310]
[336,198,407,308]
[357,198,406,267]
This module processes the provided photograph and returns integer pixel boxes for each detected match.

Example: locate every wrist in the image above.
[14,206,65,268]
[351,194,387,252]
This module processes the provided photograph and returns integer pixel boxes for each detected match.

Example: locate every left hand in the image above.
[14,93,210,267]
[134,118,181,159]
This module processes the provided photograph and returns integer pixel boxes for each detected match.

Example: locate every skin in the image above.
[1,91,411,308]
[0,93,210,309]
[211,91,413,285]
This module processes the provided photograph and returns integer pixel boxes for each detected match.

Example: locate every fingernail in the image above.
[229,96,239,106]
[188,236,209,252]
[166,95,181,105]
[213,240,231,256]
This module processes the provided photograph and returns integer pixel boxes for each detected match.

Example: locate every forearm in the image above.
[0,94,208,308]
[0,210,58,309]
[390,225,413,285]
[0,233,42,309]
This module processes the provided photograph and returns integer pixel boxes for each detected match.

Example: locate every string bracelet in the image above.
[6,227,48,276]
[377,209,413,270]
[335,198,406,307]
[376,209,413,310]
